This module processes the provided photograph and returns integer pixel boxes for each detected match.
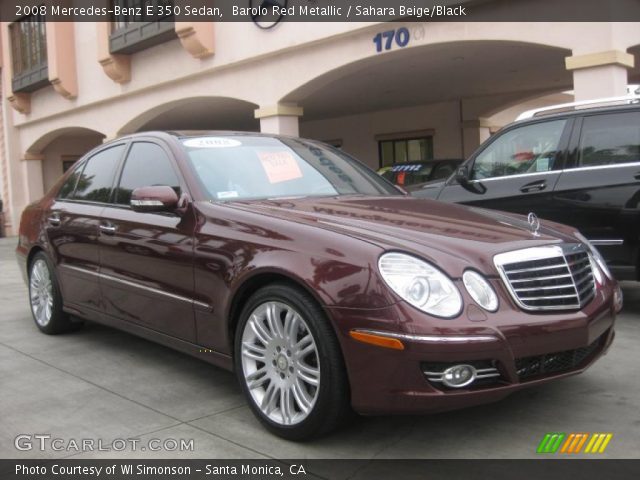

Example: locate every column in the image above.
[565,50,634,102]
[461,118,493,159]
[254,105,304,137]
[21,153,45,204]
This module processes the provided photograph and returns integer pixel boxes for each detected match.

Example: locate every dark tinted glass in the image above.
[116,142,181,205]
[57,162,84,199]
[578,112,640,167]
[71,145,125,202]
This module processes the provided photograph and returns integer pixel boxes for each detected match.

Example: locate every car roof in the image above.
[512,102,640,126]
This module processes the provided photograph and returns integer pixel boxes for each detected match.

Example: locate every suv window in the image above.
[115,142,181,205]
[71,145,125,202]
[578,112,640,167]
[472,120,567,180]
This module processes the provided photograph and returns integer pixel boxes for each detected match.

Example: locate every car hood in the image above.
[212,196,579,277]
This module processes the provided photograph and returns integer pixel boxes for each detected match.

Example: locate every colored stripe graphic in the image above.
[584,433,613,454]
[560,433,589,453]
[539,433,613,454]
[537,433,565,453]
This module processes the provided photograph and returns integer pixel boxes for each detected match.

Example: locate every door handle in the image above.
[99,223,117,235]
[47,213,61,227]
[520,181,547,193]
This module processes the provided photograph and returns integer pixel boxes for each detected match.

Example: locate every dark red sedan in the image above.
[16,132,622,440]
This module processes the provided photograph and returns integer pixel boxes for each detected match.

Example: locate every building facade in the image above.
[1,7,639,235]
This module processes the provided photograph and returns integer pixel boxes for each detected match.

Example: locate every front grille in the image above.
[515,335,604,381]
[494,244,595,311]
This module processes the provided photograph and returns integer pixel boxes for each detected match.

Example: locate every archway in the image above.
[118,97,260,135]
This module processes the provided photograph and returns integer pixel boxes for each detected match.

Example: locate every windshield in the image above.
[182,136,400,201]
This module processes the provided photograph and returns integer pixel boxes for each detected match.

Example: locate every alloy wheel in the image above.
[29,259,54,327]
[240,301,321,426]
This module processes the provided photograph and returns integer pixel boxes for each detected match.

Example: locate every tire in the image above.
[234,283,350,440]
[28,251,82,334]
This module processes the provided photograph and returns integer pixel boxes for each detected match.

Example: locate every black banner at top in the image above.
[1,0,640,23]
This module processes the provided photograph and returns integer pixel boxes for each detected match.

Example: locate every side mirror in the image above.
[454,165,487,194]
[130,186,179,213]
[454,165,470,184]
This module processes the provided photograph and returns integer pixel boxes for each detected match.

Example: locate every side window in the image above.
[57,162,85,199]
[71,145,125,202]
[471,120,567,180]
[115,142,181,206]
[577,112,640,168]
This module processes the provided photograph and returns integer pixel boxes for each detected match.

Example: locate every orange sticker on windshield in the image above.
[258,151,303,184]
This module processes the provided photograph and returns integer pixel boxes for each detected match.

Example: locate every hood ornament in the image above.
[527,212,541,237]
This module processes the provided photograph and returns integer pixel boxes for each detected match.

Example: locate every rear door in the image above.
[46,143,126,316]
[98,140,198,342]
[437,118,572,218]
[553,109,640,276]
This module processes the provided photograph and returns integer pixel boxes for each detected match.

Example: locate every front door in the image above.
[437,118,572,219]
[99,140,198,342]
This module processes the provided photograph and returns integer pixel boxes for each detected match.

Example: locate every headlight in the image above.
[462,270,499,312]
[378,252,462,318]
[574,232,612,280]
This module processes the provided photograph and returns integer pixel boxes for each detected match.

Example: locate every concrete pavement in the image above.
[1,236,639,460]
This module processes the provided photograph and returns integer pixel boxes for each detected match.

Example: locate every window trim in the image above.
[56,142,129,205]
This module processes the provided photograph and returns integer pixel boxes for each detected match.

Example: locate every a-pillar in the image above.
[255,105,303,137]
[565,50,635,101]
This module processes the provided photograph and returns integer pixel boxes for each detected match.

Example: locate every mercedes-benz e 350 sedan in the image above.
[17,132,622,439]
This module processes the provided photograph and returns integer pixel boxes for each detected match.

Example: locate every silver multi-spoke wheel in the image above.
[240,301,321,426]
[29,259,54,327]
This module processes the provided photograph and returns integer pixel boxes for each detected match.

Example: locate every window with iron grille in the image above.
[109,0,177,54]
[10,13,49,93]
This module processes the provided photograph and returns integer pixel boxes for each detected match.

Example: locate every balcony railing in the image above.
[109,0,177,54]
[10,14,49,93]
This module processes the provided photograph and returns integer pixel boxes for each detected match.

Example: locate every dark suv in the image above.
[412,100,640,280]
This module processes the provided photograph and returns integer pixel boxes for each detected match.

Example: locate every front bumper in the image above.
[329,278,617,415]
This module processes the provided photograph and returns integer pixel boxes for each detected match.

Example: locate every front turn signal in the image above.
[349,330,405,350]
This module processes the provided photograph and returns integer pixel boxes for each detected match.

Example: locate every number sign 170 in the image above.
[373,28,411,53]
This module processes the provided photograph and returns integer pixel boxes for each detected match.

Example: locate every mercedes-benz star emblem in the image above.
[250,0,289,29]
[527,212,541,236]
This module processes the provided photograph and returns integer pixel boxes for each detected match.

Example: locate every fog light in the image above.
[442,364,476,388]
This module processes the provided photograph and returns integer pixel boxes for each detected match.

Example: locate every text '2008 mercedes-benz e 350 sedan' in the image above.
[17,132,623,439]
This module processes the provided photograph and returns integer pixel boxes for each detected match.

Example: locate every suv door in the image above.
[554,109,640,279]
[436,118,572,218]
[98,140,198,342]
[46,144,126,317]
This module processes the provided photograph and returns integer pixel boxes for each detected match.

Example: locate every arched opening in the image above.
[281,40,572,167]
[26,127,105,194]
[118,97,260,135]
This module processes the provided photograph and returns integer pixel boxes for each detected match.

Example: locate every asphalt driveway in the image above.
[1,236,639,460]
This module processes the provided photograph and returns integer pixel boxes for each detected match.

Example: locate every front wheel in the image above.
[235,284,350,440]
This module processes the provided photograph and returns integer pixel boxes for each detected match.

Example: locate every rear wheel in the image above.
[28,252,82,334]
[235,283,350,440]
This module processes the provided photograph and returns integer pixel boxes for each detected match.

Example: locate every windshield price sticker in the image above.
[183,138,242,148]
[258,151,303,184]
